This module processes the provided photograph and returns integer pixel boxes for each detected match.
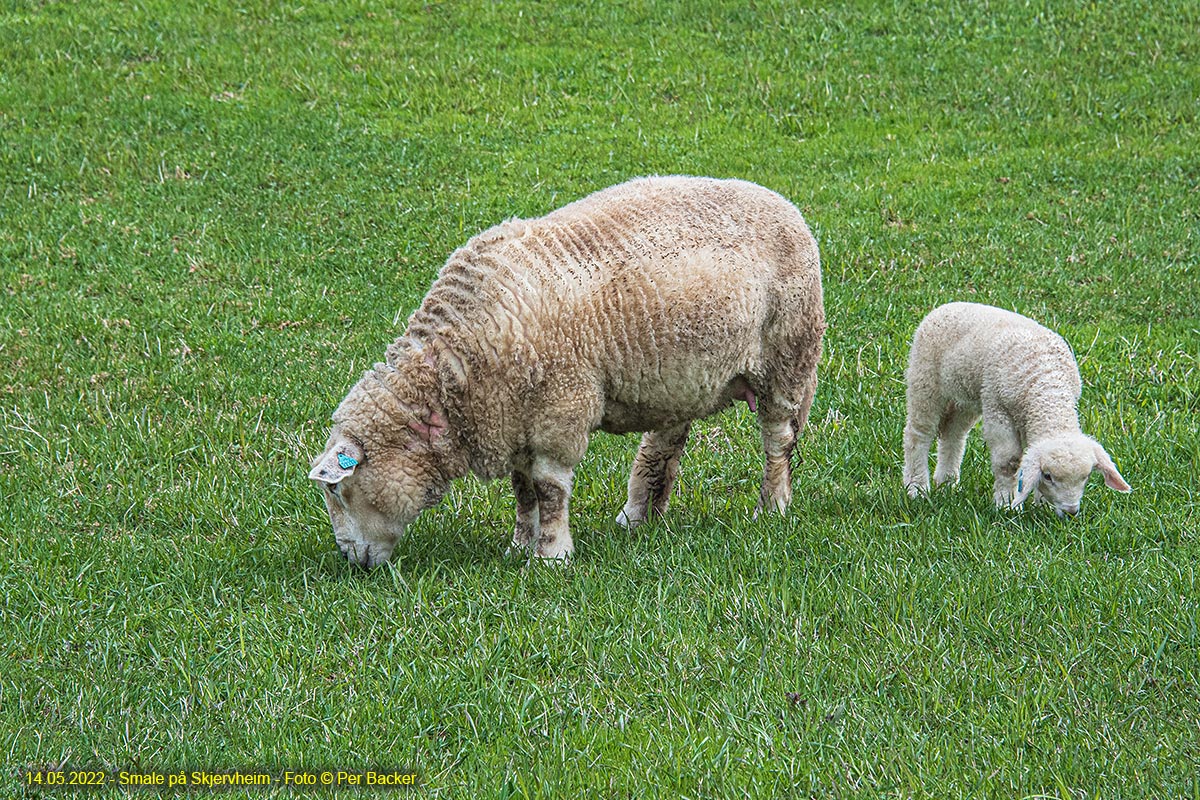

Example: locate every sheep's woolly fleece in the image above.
[902,301,1130,516]
[310,176,825,566]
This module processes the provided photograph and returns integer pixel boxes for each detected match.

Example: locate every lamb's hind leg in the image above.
[617,422,692,529]
[903,389,940,498]
[932,402,980,487]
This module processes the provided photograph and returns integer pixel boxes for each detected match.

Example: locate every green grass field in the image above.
[3,0,1198,796]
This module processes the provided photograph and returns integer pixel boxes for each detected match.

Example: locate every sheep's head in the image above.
[1013,434,1131,517]
[308,419,449,567]
[309,417,451,567]
[309,350,457,568]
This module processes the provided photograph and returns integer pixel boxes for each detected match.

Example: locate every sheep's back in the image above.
[410,176,819,369]
[401,177,821,448]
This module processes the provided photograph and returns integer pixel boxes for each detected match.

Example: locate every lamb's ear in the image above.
[1092,442,1131,493]
[308,440,365,484]
[1013,455,1041,508]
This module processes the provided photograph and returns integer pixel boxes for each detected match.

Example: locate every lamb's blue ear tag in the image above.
[1017,469,1024,494]
[337,453,358,470]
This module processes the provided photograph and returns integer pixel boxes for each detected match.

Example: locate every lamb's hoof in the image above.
[615,507,645,530]
[995,490,1015,508]
[906,483,929,499]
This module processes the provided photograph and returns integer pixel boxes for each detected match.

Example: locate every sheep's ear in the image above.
[385,336,418,367]
[1013,457,1041,508]
[407,409,448,444]
[309,440,365,484]
[1092,442,1131,493]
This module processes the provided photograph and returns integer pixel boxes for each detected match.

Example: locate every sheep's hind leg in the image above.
[755,362,818,517]
[531,457,575,563]
[506,469,539,556]
[756,411,797,517]
[932,402,980,487]
[616,422,692,529]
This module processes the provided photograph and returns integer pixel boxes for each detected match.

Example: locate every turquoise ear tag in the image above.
[1017,469,1024,494]
[337,453,358,470]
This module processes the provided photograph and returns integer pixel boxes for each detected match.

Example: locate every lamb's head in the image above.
[1013,434,1131,517]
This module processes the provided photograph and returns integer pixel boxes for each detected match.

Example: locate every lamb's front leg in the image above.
[531,457,575,562]
[982,415,1021,508]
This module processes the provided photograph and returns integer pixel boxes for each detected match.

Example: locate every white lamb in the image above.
[902,302,1130,516]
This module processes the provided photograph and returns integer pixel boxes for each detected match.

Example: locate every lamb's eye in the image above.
[325,482,340,495]
[1043,472,1054,484]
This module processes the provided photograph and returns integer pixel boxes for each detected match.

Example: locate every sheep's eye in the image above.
[1043,472,1054,484]
[325,482,340,494]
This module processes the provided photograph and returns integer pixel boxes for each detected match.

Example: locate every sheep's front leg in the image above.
[531,457,575,562]
[982,415,1021,507]
[506,469,539,556]
[617,422,691,529]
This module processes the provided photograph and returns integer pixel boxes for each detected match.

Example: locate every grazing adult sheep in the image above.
[309,176,825,567]
[902,301,1130,516]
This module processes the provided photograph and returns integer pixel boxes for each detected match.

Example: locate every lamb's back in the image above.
[918,303,1080,412]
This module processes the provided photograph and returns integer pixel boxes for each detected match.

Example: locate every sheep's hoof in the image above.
[752,497,789,519]
[504,542,532,559]
[531,534,574,564]
[995,490,1015,508]
[905,483,929,499]
[528,550,572,568]
[615,507,645,530]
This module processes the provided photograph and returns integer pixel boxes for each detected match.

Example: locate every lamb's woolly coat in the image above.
[902,302,1130,515]
[311,176,825,566]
